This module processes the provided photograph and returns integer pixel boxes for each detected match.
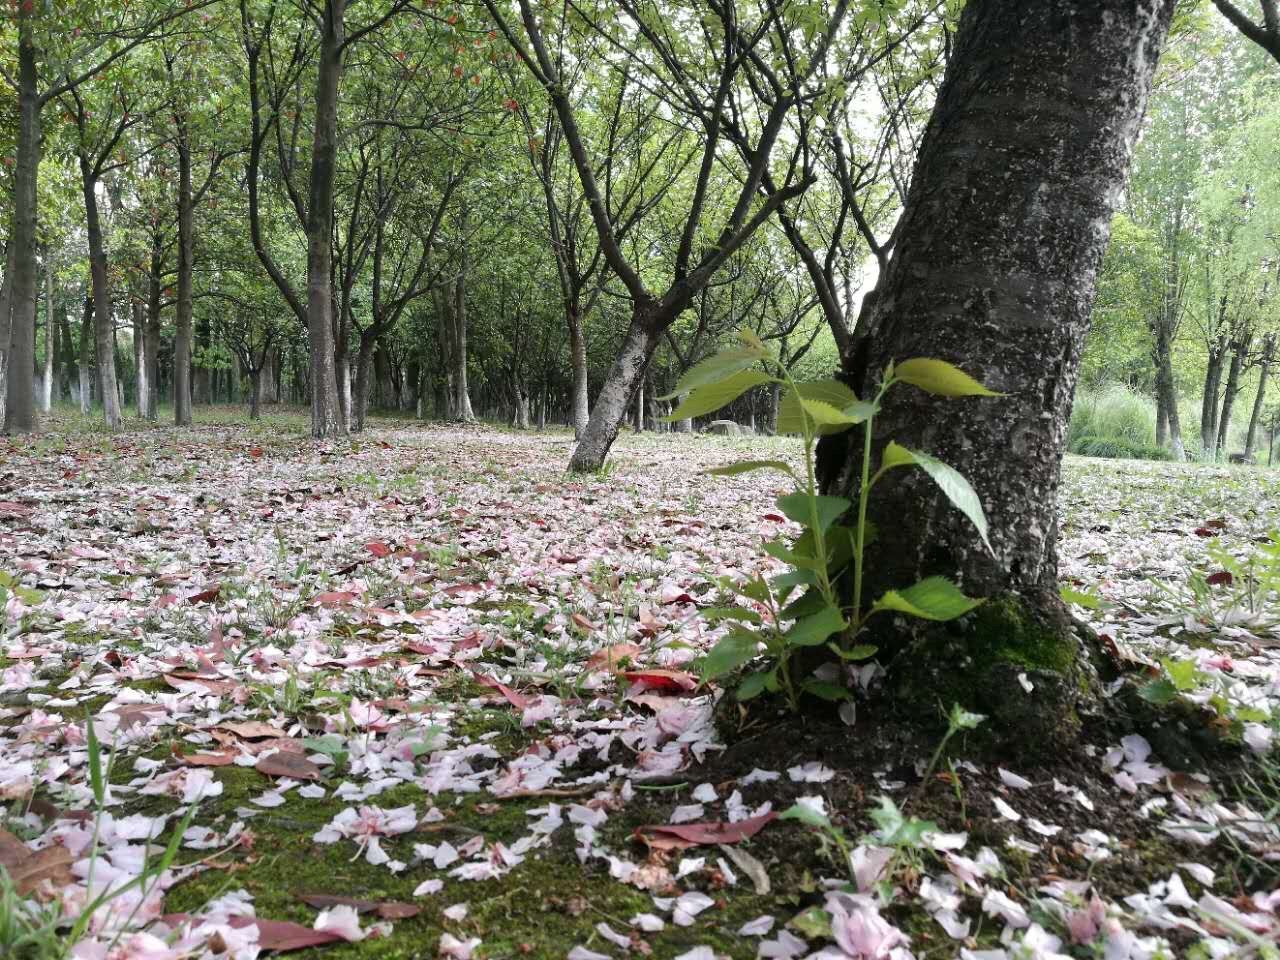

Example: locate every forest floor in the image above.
[1,408,1278,960]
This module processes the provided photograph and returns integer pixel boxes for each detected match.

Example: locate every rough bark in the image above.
[567,304,590,438]
[1153,325,1185,460]
[351,335,374,433]
[1201,336,1226,451]
[1245,335,1274,459]
[4,12,40,434]
[821,0,1175,754]
[569,310,660,472]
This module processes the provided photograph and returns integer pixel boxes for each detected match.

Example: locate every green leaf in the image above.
[894,358,1001,397]
[762,538,821,570]
[888,445,993,554]
[801,679,850,701]
[776,381,875,435]
[780,587,827,621]
[787,906,832,939]
[736,671,770,701]
[879,440,916,470]
[948,704,986,731]
[1059,585,1103,609]
[705,459,796,479]
[775,492,850,531]
[659,348,760,400]
[780,803,831,829]
[1163,658,1201,692]
[662,370,773,421]
[769,567,818,597]
[871,576,982,621]
[831,643,878,661]
[799,397,870,428]
[702,605,763,625]
[786,605,847,647]
[1137,678,1178,705]
[702,631,760,678]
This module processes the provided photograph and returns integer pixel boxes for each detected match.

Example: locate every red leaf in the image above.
[473,672,532,709]
[248,447,264,459]
[570,612,599,633]
[637,812,776,849]
[1205,571,1233,587]
[313,591,360,607]
[255,751,321,781]
[621,669,699,693]
[186,586,221,604]
[1193,528,1215,538]
[174,746,237,767]
[163,915,345,952]
[762,513,785,523]
[586,643,643,672]
[365,541,392,558]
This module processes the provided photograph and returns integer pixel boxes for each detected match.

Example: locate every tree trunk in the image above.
[77,296,92,413]
[174,118,195,426]
[0,244,14,428]
[1216,335,1249,456]
[822,0,1175,754]
[193,314,211,404]
[57,295,73,402]
[304,2,348,439]
[351,336,373,433]
[249,367,262,420]
[146,252,162,420]
[4,12,40,434]
[567,304,590,438]
[633,376,644,433]
[450,265,475,422]
[79,155,122,430]
[133,297,149,420]
[1201,337,1225,451]
[1153,326,1185,460]
[1244,335,1274,459]
[40,263,53,413]
[569,309,660,472]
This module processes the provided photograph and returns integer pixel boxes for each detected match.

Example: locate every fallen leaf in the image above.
[473,672,532,709]
[0,829,74,896]
[219,722,290,740]
[622,669,699,693]
[256,752,321,781]
[585,644,643,672]
[296,894,420,920]
[636,812,776,850]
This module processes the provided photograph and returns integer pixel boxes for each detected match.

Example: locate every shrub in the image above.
[1068,384,1157,448]
[1069,434,1174,461]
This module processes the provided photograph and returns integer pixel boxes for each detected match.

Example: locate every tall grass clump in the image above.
[1068,384,1170,460]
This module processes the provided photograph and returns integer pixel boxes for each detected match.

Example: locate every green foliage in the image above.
[691,333,997,710]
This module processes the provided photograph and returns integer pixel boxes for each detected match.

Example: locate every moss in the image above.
[965,596,1077,674]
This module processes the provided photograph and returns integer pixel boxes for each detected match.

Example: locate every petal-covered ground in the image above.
[1,414,1277,960]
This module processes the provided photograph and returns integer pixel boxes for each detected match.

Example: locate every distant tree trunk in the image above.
[633,376,645,432]
[57,296,74,401]
[1245,335,1274,459]
[0,244,13,428]
[79,152,122,430]
[249,366,263,420]
[568,305,590,438]
[1217,335,1250,456]
[144,250,162,421]
[448,266,475,421]
[77,296,92,413]
[1201,335,1226,451]
[193,314,211,403]
[351,335,374,433]
[1153,329,1185,460]
[822,0,1175,754]
[40,265,53,413]
[174,114,195,426]
[133,298,150,420]
[4,13,40,433]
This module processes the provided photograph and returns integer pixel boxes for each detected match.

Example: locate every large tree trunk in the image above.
[1245,335,1274,459]
[79,155,122,430]
[4,13,40,434]
[822,0,1175,754]
[569,309,660,472]
[1216,335,1249,456]
[304,2,348,439]
[174,118,195,426]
